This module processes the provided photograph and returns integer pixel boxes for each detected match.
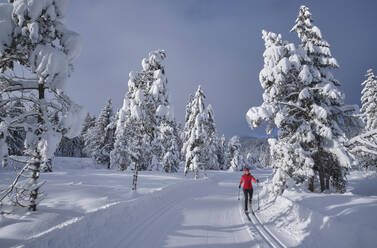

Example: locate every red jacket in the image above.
[239,173,257,189]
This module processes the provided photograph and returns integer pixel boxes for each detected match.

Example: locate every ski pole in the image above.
[257,182,260,210]
[238,187,240,200]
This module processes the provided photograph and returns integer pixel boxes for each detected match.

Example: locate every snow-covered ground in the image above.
[0,158,376,248]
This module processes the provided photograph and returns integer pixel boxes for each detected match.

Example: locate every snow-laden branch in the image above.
[350,146,377,156]
[0,74,40,92]
[0,163,29,202]
[278,101,306,112]
[348,129,377,145]
[349,137,377,150]
[0,96,39,108]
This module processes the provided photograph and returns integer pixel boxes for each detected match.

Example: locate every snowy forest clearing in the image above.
[0,158,376,248]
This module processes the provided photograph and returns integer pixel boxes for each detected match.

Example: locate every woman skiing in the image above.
[239,168,259,213]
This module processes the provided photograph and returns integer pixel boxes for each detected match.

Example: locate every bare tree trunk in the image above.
[184,159,191,176]
[132,162,138,191]
[319,165,325,192]
[308,176,314,192]
[29,84,44,211]
[325,176,330,190]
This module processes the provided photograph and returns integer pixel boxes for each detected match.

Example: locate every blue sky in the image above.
[41,1,377,137]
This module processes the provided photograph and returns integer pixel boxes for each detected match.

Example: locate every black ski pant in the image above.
[243,188,253,211]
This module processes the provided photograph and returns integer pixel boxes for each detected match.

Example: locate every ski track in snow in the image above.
[16,171,280,248]
[250,210,287,248]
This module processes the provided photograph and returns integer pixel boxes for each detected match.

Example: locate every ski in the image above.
[244,211,251,221]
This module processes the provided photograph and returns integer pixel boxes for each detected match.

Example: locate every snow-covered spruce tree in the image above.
[247,8,353,194]
[110,99,132,171]
[205,104,220,170]
[181,94,194,159]
[291,5,355,192]
[218,135,227,170]
[361,69,377,132]
[347,69,377,169]
[150,52,181,172]
[111,50,180,174]
[159,122,180,172]
[80,113,96,157]
[111,50,149,171]
[182,86,209,178]
[84,99,114,168]
[227,136,245,171]
[154,120,181,172]
[246,30,312,191]
[55,136,83,157]
[0,0,84,211]
[291,6,364,142]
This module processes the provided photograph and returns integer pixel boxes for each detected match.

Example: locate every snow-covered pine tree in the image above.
[111,50,181,174]
[80,113,96,157]
[217,135,227,170]
[149,51,181,172]
[347,69,377,169]
[0,0,84,211]
[227,136,245,171]
[110,98,132,171]
[247,6,354,194]
[182,86,209,178]
[205,104,220,170]
[246,30,315,191]
[181,94,194,159]
[154,120,181,172]
[361,69,377,131]
[84,99,114,168]
[291,5,353,192]
[159,122,180,173]
[55,136,83,157]
[290,7,363,142]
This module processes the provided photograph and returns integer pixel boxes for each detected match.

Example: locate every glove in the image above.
[257,179,260,183]
[238,185,241,189]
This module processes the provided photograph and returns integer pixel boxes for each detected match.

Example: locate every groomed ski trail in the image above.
[23,171,282,248]
[239,205,286,248]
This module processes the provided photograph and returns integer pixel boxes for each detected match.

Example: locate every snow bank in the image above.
[258,170,377,247]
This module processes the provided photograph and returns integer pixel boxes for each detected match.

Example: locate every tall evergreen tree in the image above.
[291,5,353,192]
[361,69,377,131]
[248,14,352,194]
[111,50,181,174]
[181,94,194,159]
[110,99,132,171]
[205,104,220,170]
[85,99,114,168]
[55,136,83,157]
[347,69,377,169]
[80,113,96,157]
[159,123,180,172]
[218,135,227,170]
[247,30,316,190]
[182,86,209,178]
